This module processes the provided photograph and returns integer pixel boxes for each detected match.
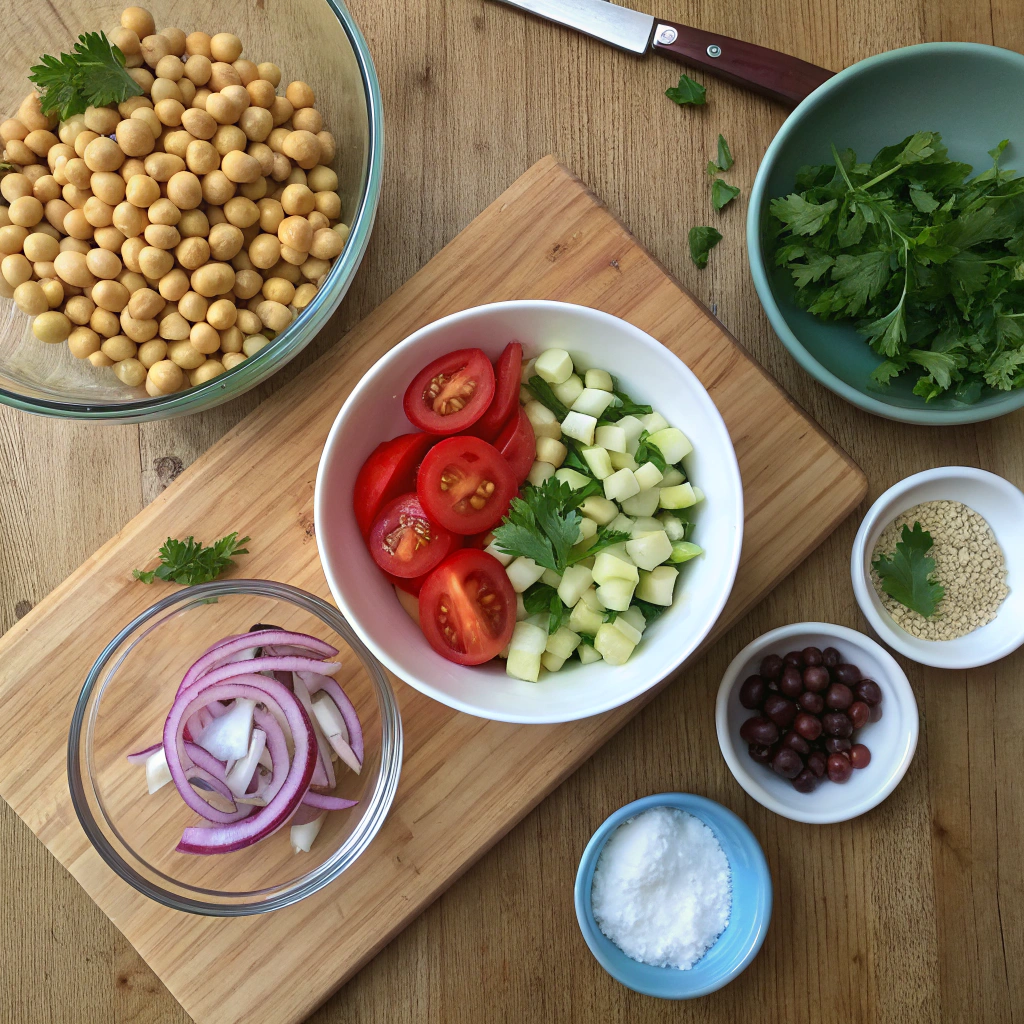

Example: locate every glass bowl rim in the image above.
[0,0,384,422]
[67,578,403,916]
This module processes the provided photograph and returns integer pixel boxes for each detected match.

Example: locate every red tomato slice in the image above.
[494,406,536,484]
[418,550,516,665]
[403,348,495,435]
[417,435,517,534]
[368,494,457,578]
[387,572,428,596]
[353,432,435,537]
[469,342,523,441]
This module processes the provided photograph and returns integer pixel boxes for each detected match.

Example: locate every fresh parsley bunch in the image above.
[133,533,250,586]
[768,132,1024,401]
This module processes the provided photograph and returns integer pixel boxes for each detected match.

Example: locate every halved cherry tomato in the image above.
[469,342,523,441]
[494,406,536,484]
[403,348,495,435]
[353,432,435,537]
[387,572,428,596]
[368,494,457,578]
[418,550,516,665]
[417,435,517,534]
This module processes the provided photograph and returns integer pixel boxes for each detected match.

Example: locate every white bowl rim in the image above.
[314,299,744,724]
[715,622,919,824]
[850,466,1024,669]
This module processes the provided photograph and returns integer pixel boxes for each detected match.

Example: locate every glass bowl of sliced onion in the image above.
[68,579,402,915]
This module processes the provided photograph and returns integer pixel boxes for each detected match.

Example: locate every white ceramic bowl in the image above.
[315,300,744,724]
[850,467,1024,669]
[716,623,919,824]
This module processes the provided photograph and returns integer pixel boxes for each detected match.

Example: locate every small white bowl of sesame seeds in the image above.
[851,467,1024,669]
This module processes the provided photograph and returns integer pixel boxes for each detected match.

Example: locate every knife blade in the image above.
[492,0,834,106]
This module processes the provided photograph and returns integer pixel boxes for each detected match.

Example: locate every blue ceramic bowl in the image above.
[574,793,772,998]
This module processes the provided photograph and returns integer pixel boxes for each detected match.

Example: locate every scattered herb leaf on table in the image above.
[712,179,741,210]
[666,73,707,106]
[689,225,723,268]
[133,532,251,586]
[871,521,945,617]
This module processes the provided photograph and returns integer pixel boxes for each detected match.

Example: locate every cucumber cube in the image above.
[535,348,574,385]
[579,495,618,525]
[594,424,626,453]
[608,512,635,535]
[617,415,645,455]
[506,649,542,682]
[535,435,567,468]
[578,643,602,665]
[659,483,697,509]
[638,412,669,433]
[520,357,536,384]
[610,615,642,646]
[691,486,705,503]
[633,461,664,491]
[592,552,639,586]
[601,542,630,559]
[524,400,562,439]
[561,410,597,446]
[555,467,591,491]
[661,466,686,487]
[540,568,562,588]
[609,450,639,472]
[626,530,674,571]
[618,604,646,633]
[647,427,692,464]
[580,586,603,611]
[620,488,661,517]
[658,512,686,540]
[569,598,605,635]
[575,516,598,543]
[552,373,584,407]
[630,516,663,537]
[540,651,565,673]
[546,625,582,659]
[516,593,527,620]
[571,388,615,418]
[509,619,548,655]
[595,578,636,611]
[604,468,640,503]
[581,445,613,480]
[584,368,614,391]
[507,556,546,592]
[636,565,679,606]
[527,461,556,487]
[557,565,593,607]
[594,622,636,665]
[519,385,533,405]
[484,539,514,566]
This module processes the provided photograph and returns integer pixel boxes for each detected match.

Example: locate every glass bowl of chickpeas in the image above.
[0,2,382,420]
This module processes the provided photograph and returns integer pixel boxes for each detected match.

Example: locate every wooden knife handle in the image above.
[651,22,834,106]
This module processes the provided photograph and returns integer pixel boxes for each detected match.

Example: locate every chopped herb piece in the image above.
[871,521,945,618]
[523,583,567,634]
[632,599,668,625]
[133,532,250,586]
[712,178,741,211]
[526,375,569,420]
[689,225,723,268]
[665,73,707,106]
[633,430,667,473]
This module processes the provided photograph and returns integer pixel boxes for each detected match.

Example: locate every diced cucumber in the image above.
[507,650,542,682]
[633,461,664,491]
[618,604,646,633]
[519,385,532,405]
[541,567,562,588]
[670,540,704,564]
[610,615,642,646]
[592,552,639,586]
[571,388,615,418]
[554,468,589,492]
[510,619,548,654]
[520,356,536,384]
[394,585,421,626]
[498,645,509,659]
[585,368,614,391]
[578,643,603,665]
[595,578,636,611]
[552,373,584,407]
[485,540,514,566]
[524,613,551,631]
[658,512,686,540]
[569,597,605,635]
[516,593,527,620]
[558,565,593,607]
[620,488,661,517]
[541,651,565,673]
[661,466,686,487]
[691,486,705,503]
[579,495,618,525]
[535,348,573,385]
[630,516,663,537]
[609,450,639,472]
[561,410,597,445]
[524,400,562,439]
[636,565,679,605]
[659,483,697,509]
[647,427,692,464]
[638,412,669,433]
[535,435,567,468]
[507,556,546,592]
[569,535,597,557]
[547,625,582,659]
[608,512,635,535]
[527,461,556,487]
[626,530,674,571]
[594,622,636,665]
[617,415,645,455]
[582,446,613,480]
[595,424,626,453]
[604,468,640,503]
[580,586,603,611]
[601,542,630,559]
[576,516,598,543]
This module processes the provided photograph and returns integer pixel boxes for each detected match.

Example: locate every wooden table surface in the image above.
[2,0,1023,1021]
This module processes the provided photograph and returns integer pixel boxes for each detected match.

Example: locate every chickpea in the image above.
[177,290,207,322]
[21,164,47,185]
[314,190,341,220]
[201,169,235,205]
[177,79,196,109]
[68,325,101,358]
[84,137,124,173]
[118,270,148,293]
[144,152,185,182]
[291,108,323,136]
[141,33,171,68]
[137,338,167,367]
[203,297,236,330]
[262,276,295,306]
[239,176,267,202]
[117,117,155,158]
[150,78,183,105]
[190,261,235,297]
[145,223,180,249]
[128,288,164,319]
[208,222,243,260]
[232,267,263,299]
[120,157,147,181]
[39,278,64,308]
[242,334,269,357]
[83,107,118,136]
[267,127,290,155]
[190,320,221,352]
[158,310,191,340]
[101,335,137,361]
[95,226,127,252]
[185,31,213,58]
[278,215,313,253]
[65,295,96,324]
[270,152,291,182]
[90,351,115,368]
[307,210,329,233]
[114,356,147,386]
[247,142,275,176]
[212,124,247,156]
[183,53,213,87]
[121,236,146,273]
[234,308,262,335]
[23,231,59,263]
[86,248,122,280]
[111,26,141,57]
[246,79,276,109]
[82,196,113,228]
[19,92,55,133]
[280,183,316,216]
[91,307,120,337]
[0,119,28,143]
[9,196,43,228]
[25,129,59,157]
[155,54,185,81]
[137,245,174,278]
[208,62,242,92]
[220,196,257,229]
[206,92,243,126]
[293,282,317,310]
[285,81,316,110]
[192,88,212,111]
[120,309,158,342]
[222,351,246,370]
[256,299,292,332]
[181,108,216,141]
[178,209,210,237]
[4,140,36,165]
[231,58,258,86]
[210,33,243,62]
[167,339,205,368]
[189,358,225,385]
[121,6,155,37]
[13,280,47,315]
[237,106,273,144]
[32,310,71,343]
[91,171,127,206]
[166,170,202,209]
[160,130,191,160]
[1,173,32,202]
[185,139,219,175]
[158,267,190,300]
[270,96,293,128]
[148,359,184,393]
[63,183,91,210]
[220,150,261,184]
[0,225,29,254]
[154,98,185,127]
[248,233,280,269]
[92,279,130,312]
[62,208,92,240]
[113,201,147,237]
[127,68,155,93]
[118,95,152,118]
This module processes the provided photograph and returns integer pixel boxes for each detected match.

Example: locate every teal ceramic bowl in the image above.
[747,43,1024,424]
[574,793,772,998]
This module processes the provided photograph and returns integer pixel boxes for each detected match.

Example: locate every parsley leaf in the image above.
[493,479,581,573]
[133,532,250,586]
[689,226,723,268]
[526,375,569,420]
[30,32,142,121]
[597,384,652,424]
[632,599,668,625]
[715,134,734,171]
[633,430,667,473]
[712,179,741,211]
[523,583,567,634]
[569,525,631,564]
[871,522,945,618]
[665,74,706,106]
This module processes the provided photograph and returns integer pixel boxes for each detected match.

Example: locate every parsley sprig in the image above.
[633,430,667,474]
[523,583,566,634]
[133,532,250,586]
[29,32,142,121]
[871,522,945,618]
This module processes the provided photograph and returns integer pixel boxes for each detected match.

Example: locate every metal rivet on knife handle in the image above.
[707,44,722,58]
[655,24,677,45]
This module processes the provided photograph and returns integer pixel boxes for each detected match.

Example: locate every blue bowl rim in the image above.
[573,793,772,999]
[746,41,1024,426]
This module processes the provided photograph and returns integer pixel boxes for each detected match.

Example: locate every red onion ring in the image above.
[299,672,365,765]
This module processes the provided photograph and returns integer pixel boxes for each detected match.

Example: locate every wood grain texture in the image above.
[0,155,865,1024]
[1,1,1023,1023]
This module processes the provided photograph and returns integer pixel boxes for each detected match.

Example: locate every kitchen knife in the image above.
[493,0,834,106]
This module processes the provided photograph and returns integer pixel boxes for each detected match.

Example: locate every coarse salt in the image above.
[590,806,731,970]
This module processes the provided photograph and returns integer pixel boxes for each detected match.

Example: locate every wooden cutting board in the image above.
[0,156,866,1024]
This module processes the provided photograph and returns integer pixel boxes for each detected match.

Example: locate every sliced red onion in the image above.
[299,672,364,765]
[292,673,339,786]
[290,811,327,853]
[146,747,172,793]
[309,693,362,775]
[301,791,358,810]
[193,697,256,761]
[252,706,290,804]
[127,742,162,765]
[225,729,267,799]
[290,804,323,827]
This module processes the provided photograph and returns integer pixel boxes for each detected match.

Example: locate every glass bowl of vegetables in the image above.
[747,42,1024,424]
[0,1,382,421]
[68,579,402,915]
